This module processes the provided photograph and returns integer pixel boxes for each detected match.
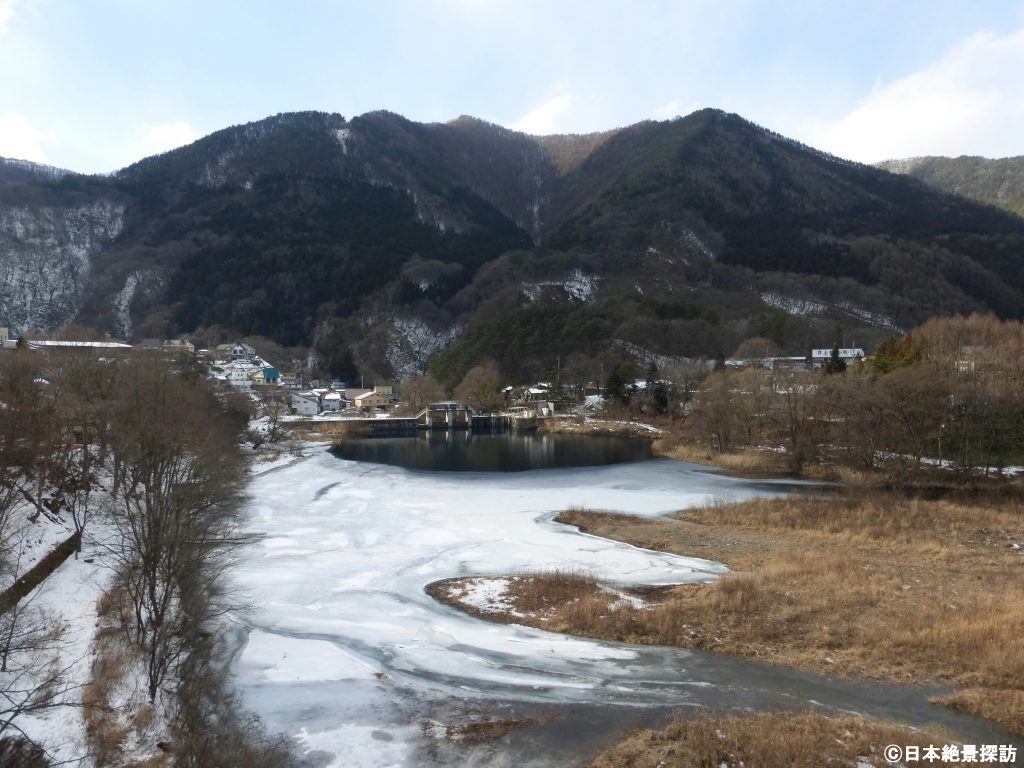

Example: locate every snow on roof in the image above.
[27,340,132,349]
[323,392,342,400]
[811,348,864,358]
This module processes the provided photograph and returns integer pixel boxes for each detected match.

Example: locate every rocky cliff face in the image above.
[0,199,124,334]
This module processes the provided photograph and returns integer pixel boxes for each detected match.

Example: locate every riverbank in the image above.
[588,711,961,768]
[536,415,666,440]
[432,493,1024,738]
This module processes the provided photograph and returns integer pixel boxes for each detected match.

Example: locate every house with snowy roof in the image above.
[322,391,345,411]
[290,391,321,416]
[251,367,281,386]
[216,342,257,362]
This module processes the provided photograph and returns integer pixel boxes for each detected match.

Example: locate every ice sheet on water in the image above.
[232,446,793,766]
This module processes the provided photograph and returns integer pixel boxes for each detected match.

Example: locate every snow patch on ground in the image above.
[611,339,693,370]
[522,269,599,303]
[587,418,663,434]
[760,292,901,331]
[335,127,351,155]
[112,271,141,339]
[450,577,524,618]
[602,585,647,611]
[199,148,238,187]
[680,228,715,260]
[385,318,460,379]
[6,514,111,763]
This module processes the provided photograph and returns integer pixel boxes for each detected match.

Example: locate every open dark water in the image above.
[330,431,653,472]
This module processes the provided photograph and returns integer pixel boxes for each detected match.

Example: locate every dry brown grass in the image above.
[938,688,1024,737]
[438,494,1024,735]
[683,494,1024,552]
[84,584,174,768]
[658,443,792,474]
[561,500,1024,689]
[83,623,133,766]
[508,568,598,613]
[589,711,959,768]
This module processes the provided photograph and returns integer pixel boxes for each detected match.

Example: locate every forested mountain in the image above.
[3,109,1024,383]
[0,156,74,183]
[878,155,1024,219]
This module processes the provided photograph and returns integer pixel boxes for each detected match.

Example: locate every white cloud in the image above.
[805,28,1024,163]
[512,94,574,135]
[654,99,701,121]
[0,0,15,34]
[654,100,683,120]
[139,121,197,156]
[0,112,51,163]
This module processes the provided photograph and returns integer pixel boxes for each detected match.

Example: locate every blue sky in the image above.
[2,0,1024,173]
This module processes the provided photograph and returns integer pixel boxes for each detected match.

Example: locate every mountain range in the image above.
[2,109,1023,384]
[877,155,1024,220]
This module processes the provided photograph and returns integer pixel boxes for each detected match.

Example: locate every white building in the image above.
[227,368,253,387]
[290,391,320,416]
[811,348,865,368]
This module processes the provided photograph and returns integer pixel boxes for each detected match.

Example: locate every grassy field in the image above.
[434,493,1024,736]
[587,711,961,768]
[654,441,794,474]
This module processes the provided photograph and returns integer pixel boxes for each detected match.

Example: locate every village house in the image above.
[290,391,321,416]
[354,391,392,412]
[250,366,281,386]
[216,342,257,362]
[227,367,253,387]
[322,391,344,412]
[162,339,195,356]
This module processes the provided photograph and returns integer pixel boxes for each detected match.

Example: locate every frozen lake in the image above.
[230,442,1016,767]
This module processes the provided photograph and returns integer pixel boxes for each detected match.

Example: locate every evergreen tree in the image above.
[823,342,847,375]
[604,362,636,404]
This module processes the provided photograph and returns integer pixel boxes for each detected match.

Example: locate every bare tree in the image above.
[104,360,246,703]
[0,352,59,523]
[397,374,446,415]
[685,371,740,452]
[250,387,290,446]
[454,361,504,413]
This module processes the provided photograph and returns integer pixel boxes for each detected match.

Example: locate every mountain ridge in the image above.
[877,154,1024,219]
[2,109,1024,383]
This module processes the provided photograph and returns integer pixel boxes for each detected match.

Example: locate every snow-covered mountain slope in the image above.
[0,200,124,334]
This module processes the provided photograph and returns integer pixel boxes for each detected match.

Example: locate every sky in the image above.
[2,0,1024,174]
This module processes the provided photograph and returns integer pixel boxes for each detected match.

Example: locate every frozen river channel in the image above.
[230,440,1017,767]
